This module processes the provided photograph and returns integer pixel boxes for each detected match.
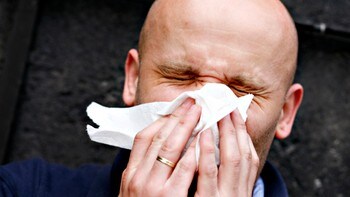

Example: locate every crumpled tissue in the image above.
[86,83,253,165]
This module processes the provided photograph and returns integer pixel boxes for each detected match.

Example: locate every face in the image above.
[123,0,302,175]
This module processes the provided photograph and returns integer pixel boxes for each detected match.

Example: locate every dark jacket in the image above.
[0,149,288,197]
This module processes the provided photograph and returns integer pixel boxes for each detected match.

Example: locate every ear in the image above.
[123,49,140,106]
[275,83,304,139]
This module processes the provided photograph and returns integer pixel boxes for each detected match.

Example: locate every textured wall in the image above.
[0,0,18,74]
[282,0,350,32]
[269,32,350,196]
[6,0,152,166]
[1,0,349,196]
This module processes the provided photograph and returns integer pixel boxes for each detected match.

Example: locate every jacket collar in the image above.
[260,161,289,197]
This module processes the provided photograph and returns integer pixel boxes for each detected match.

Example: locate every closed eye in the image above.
[163,75,195,81]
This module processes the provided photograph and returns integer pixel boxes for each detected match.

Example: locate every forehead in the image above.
[153,0,284,43]
[144,0,286,61]
[145,25,281,86]
[140,0,293,90]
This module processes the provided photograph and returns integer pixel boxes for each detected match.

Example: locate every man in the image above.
[0,0,303,196]
[119,0,303,196]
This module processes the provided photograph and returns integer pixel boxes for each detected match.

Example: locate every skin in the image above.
[121,0,304,196]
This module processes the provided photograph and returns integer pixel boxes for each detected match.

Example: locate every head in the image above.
[123,0,303,176]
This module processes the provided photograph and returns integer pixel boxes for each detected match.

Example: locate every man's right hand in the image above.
[119,98,202,196]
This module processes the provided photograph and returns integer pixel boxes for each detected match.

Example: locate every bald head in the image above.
[138,0,298,88]
[123,0,303,178]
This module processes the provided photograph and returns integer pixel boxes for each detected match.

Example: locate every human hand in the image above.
[195,109,260,197]
[119,98,202,196]
[119,98,259,197]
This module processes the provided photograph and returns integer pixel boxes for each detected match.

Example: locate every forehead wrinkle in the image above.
[189,41,263,60]
[179,26,269,48]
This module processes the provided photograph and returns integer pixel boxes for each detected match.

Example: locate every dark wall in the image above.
[0,0,18,73]
[2,0,153,166]
[270,32,350,196]
[0,0,349,196]
[283,0,350,32]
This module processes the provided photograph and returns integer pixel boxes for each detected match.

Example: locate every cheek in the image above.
[246,97,283,138]
[245,104,281,157]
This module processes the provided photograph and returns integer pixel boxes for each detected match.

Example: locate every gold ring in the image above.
[156,156,176,168]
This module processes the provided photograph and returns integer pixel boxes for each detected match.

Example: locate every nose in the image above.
[193,77,226,90]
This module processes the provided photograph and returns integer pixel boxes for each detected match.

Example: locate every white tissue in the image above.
[86,83,253,165]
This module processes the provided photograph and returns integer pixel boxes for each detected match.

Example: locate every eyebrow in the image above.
[226,75,268,94]
[156,63,200,78]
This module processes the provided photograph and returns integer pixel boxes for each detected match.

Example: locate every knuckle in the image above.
[133,132,146,144]
[159,190,170,197]
[253,155,260,168]
[227,128,235,135]
[121,167,136,189]
[243,151,252,162]
[160,140,177,154]
[178,116,186,126]
[120,170,128,189]
[170,112,181,119]
[225,153,241,168]
[203,164,218,178]
[121,169,129,182]
[144,181,161,195]
[152,132,166,146]
[177,159,195,173]
[121,168,128,177]
[236,121,247,130]
[129,176,142,194]
[202,143,216,155]
[178,119,195,133]
[219,128,236,142]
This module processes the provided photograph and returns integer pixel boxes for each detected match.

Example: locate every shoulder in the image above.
[0,158,47,196]
[0,158,112,197]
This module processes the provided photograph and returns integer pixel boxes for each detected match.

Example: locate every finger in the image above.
[126,98,194,195]
[166,136,198,196]
[217,114,240,194]
[231,109,251,194]
[196,129,218,197]
[127,116,167,170]
[121,116,167,196]
[247,136,260,194]
[151,103,201,183]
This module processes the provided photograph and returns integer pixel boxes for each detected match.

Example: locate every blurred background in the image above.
[0,0,349,196]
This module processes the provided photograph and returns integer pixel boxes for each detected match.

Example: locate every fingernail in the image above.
[232,109,239,116]
[224,114,231,121]
[232,109,243,121]
[182,98,194,108]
